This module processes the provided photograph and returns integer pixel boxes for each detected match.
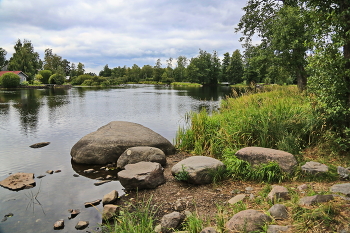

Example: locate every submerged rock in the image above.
[29,142,50,148]
[53,219,64,230]
[0,173,35,191]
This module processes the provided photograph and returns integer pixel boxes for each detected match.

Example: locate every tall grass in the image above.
[176,86,319,158]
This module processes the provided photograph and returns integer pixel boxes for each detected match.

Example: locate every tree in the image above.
[0,48,8,70]
[77,62,85,76]
[236,0,310,90]
[230,50,244,84]
[153,59,163,82]
[303,0,350,132]
[99,64,112,77]
[174,56,187,82]
[8,39,42,81]
[221,52,231,82]
[141,65,153,80]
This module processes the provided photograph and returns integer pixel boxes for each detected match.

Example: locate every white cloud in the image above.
[0,0,248,74]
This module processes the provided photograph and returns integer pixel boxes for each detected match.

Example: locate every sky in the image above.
[0,0,250,74]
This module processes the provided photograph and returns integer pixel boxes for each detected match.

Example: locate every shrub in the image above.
[38,70,52,84]
[49,73,65,85]
[0,73,20,88]
[71,74,92,85]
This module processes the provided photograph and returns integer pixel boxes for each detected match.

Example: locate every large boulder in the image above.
[235,147,297,172]
[118,162,165,190]
[225,209,272,232]
[71,121,176,164]
[117,146,166,169]
[171,156,225,184]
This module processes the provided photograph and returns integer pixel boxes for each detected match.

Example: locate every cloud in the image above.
[0,0,248,73]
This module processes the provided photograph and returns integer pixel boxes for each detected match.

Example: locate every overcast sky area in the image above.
[0,0,251,74]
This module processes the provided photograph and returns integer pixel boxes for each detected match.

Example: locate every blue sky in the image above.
[0,0,251,74]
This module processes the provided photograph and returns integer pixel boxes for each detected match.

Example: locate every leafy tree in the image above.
[174,56,187,82]
[61,59,71,76]
[221,52,231,82]
[8,39,42,81]
[153,59,163,82]
[236,0,310,90]
[99,64,112,77]
[38,70,52,84]
[230,49,244,84]
[141,65,153,80]
[76,62,85,76]
[303,0,350,137]
[0,48,8,70]
[0,72,20,87]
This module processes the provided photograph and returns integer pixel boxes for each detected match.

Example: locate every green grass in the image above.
[176,86,316,157]
[101,196,157,233]
[171,82,202,87]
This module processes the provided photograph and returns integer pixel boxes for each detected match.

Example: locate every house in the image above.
[0,71,28,83]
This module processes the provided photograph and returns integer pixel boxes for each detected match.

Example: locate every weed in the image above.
[175,165,190,181]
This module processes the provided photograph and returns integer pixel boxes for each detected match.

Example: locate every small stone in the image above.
[54,170,61,173]
[94,180,111,186]
[103,190,119,205]
[299,195,334,206]
[267,225,291,233]
[75,220,89,230]
[200,227,218,233]
[337,166,350,179]
[84,199,102,207]
[267,185,290,202]
[228,194,246,205]
[84,169,94,174]
[53,219,64,230]
[231,189,240,194]
[102,204,120,220]
[245,187,254,194]
[106,175,113,179]
[100,167,106,170]
[249,193,255,200]
[301,161,328,174]
[46,170,54,174]
[37,175,46,179]
[154,224,162,233]
[73,174,79,177]
[330,183,350,197]
[29,142,50,148]
[297,184,308,191]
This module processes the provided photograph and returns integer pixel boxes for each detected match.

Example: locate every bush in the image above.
[71,74,92,85]
[49,73,65,85]
[38,70,52,84]
[0,73,20,88]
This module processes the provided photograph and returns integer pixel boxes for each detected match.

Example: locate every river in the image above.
[0,84,232,233]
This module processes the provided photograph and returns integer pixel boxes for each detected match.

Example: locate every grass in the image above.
[101,196,157,233]
[171,82,202,87]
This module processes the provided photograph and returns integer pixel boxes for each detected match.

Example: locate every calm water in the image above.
[0,84,232,233]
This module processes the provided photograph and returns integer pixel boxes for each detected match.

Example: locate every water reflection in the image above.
[71,160,118,180]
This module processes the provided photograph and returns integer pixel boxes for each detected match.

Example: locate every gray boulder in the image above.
[118,162,165,190]
[225,209,272,232]
[267,185,290,202]
[301,161,328,174]
[235,147,297,172]
[71,121,175,164]
[337,166,350,179]
[299,195,334,206]
[160,211,185,233]
[268,204,288,220]
[330,183,350,197]
[117,146,166,169]
[171,156,225,184]
[200,227,218,233]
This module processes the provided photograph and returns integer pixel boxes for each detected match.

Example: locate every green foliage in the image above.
[102,196,157,233]
[49,73,65,85]
[181,213,204,233]
[71,74,92,85]
[223,148,287,183]
[38,70,52,84]
[176,86,316,157]
[0,47,8,70]
[174,165,190,181]
[0,73,20,88]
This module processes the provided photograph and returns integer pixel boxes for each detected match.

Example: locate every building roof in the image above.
[0,71,28,77]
